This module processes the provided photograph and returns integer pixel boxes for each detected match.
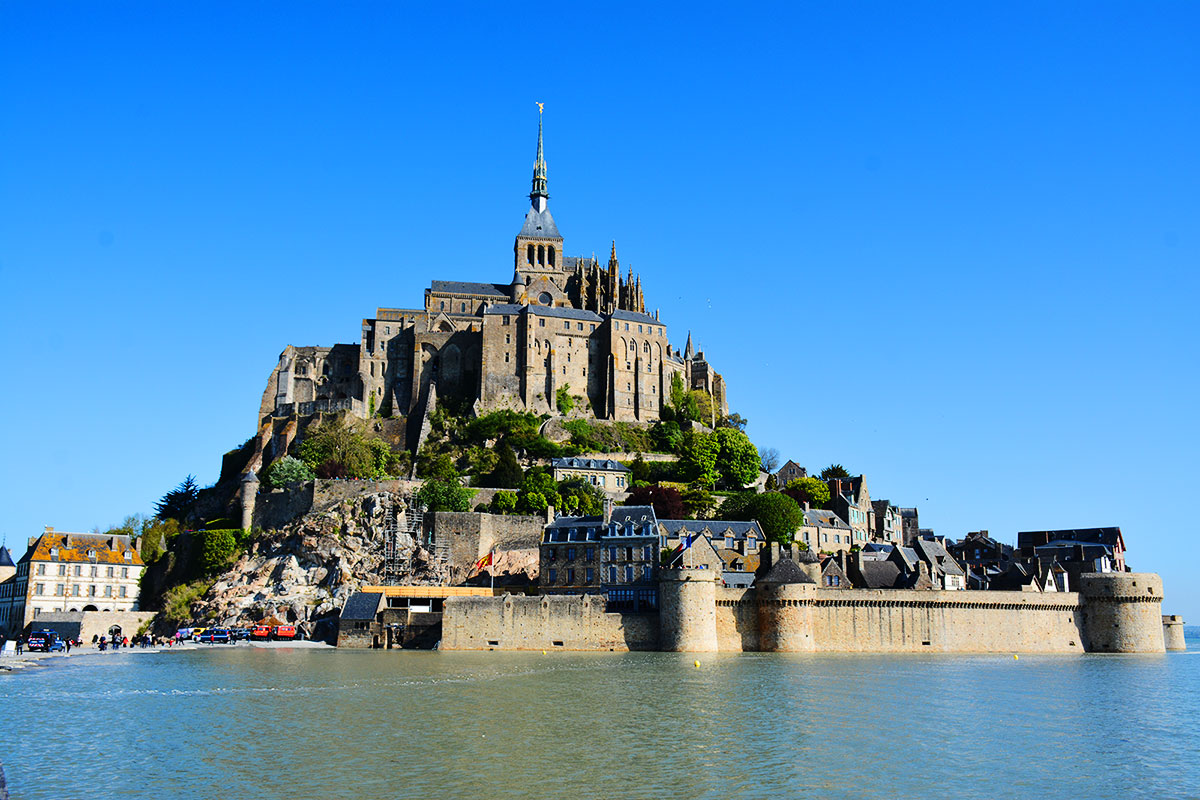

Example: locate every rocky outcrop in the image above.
[190,492,448,639]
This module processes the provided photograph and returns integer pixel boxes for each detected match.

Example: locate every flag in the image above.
[668,534,696,564]
[474,551,494,571]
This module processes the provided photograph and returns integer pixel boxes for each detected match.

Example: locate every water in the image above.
[3,633,1200,800]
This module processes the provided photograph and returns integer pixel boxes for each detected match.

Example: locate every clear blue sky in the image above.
[1,3,1196,618]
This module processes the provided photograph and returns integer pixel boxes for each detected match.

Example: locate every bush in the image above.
[263,456,315,490]
[416,479,475,512]
[197,529,241,576]
[556,384,575,414]
[784,477,831,509]
[490,490,519,514]
[298,417,398,479]
[160,579,211,627]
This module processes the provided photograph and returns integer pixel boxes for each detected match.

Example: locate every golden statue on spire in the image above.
[536,102,544,114]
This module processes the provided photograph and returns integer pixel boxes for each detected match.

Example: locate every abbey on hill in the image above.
[259,116,728,436]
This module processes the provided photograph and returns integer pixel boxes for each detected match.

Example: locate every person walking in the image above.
[15,637,23,656]
[65,638,72,654]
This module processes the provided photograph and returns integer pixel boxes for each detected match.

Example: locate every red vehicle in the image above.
[250,625,272,641]
[272,625,298,641]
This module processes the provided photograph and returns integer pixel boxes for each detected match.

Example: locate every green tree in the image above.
[819,463,850,480]
[669,372,687,413]
[650,420,683,453]
[262,456,315,490]
[557,477,604,516]
[154,475,199,522]
[715,427,759,488]
[718,492,804,545]
[486,440,524,488]
[784,477,831,509]
[197,529,240,576]
[416,479,475,512]
[719,412,749,432]
[515,468,558,515]
[489,490,518,514]
[417,451,461,482]
[556,384,575,414]
[680,429,720,488]
[629,454,651,486]
[689,390,715,425]
[681,485,716,520]
[298,418,381,479]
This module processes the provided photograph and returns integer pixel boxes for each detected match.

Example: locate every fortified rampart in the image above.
[1163,615,1186,651]
[440,594,658,651]
[442,572,1168,654]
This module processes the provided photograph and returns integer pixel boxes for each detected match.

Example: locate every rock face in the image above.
[191,492,448,639]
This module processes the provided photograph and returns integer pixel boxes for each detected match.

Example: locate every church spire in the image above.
[530,107,548,212]
[684,331,694,360]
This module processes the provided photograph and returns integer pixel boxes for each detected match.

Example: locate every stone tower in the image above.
[239,470,259,531]
[658,568,719,652]
[756,555,817,652]
[1078,573,1165,653]
[513,113,564,282]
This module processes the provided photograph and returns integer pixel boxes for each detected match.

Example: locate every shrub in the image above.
[784,477,831,509]
[197,529,241,576]
[718,492,803,545]
[263,456,315,490]
[556,384,575,414]
[490,490,519,514]
[416,479,475,512]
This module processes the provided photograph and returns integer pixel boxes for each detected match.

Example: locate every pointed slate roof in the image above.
[0,546,14,567]
[759,557,815,585]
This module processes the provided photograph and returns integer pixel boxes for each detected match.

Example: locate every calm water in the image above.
[3,633,1199,800]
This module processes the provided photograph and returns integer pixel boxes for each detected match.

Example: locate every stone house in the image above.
[898,507,920,545]
[948,530,1013,573]
[1017,528,1126,573]
[1,528,145,636]
[773,460,807,487]
[913,537,967,590]
[337,591,385,648]
[539,505,661,611]
[827,476,872,547]
[870,499,904,545]
[658,519,765,587]
[797,508,854,555]
[819,556,849,589]
[550,457,630,494]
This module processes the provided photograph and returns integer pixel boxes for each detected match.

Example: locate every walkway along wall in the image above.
[441,573,1167,654]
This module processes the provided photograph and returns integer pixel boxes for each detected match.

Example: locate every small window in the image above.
[577,322,583,330]
[119,586,127,598]
[505,353,510,363]
[548,548,556,561]
[566,568,574,583]
[539,318,545,327]
[586,568,594,583]
[502,315,510,325]
[505,334,511,344]
[625,565,634,582]
[567,548,576,560]
[609,566,617,583]
[460,302,466,313]
[638,325,643,332]
[585,547,594,560]
[624,323,630,331]
[440,301,445,310]
[548,568,557,583]
[563,321,570,330]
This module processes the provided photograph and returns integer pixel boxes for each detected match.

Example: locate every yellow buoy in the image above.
[542,650,546,655]
[694,660,701,668]
[1013,654,1019,660]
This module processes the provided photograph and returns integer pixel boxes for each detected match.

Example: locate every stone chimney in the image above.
[603,497,613,525]
[545,505,555,524]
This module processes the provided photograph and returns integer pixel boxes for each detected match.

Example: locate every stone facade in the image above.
[442,571,1169,654]
[2,528,145,637]
[21,610,155,645]
[256,118,728,453]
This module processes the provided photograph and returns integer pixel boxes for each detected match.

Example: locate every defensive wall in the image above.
[441,594,658,651]
[442,572,1168,654]
[29,611,156,644]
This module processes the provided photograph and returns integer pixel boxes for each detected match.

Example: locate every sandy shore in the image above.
[0,638,333,674]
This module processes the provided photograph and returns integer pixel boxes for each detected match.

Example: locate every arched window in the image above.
[548,246,556,267]
[460,302,466,313]
[538,245,545,265]
[527,244,535,265]
[643,342,650,353]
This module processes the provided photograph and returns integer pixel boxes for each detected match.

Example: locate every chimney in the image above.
[603,497,613,525]
[44,526,54,534]
[546,505,555,525]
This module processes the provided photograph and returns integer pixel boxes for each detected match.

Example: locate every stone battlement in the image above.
[442,572,1167,654]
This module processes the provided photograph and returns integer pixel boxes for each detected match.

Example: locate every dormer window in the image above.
[86,549,97,560]
[49,547,59,560]
[124,550,133,562]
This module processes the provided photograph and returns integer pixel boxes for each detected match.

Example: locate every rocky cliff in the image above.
[190,491,448,640]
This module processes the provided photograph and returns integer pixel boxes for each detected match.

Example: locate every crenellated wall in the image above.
[441,573,1168,654]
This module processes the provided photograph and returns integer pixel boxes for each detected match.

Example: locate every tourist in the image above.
[65,638,72,654]
[15,637,23,655]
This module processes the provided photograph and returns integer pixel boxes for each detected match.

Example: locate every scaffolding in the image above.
[382,496,426,584]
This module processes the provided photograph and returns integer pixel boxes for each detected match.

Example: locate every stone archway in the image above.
[83,604,98,612]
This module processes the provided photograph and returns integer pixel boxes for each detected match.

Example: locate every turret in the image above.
[1078,573,1165,653]
[658,568,719,652]
[239,470,260,531]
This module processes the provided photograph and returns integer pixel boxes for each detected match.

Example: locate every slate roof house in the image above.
[540,505,661,610]
[1017,528,1126,572]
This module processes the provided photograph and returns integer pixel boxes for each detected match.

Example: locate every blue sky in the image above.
[1,3,1196,618]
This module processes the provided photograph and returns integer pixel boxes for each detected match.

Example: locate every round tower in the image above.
[658,568,719,652]
[757,558,817,652]
[239,470,260,531]
[1163,615,1187,651]
[1078,573,1165,653]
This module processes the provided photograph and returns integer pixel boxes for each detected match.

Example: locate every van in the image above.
[250,625,272,641]
[272,625,298,641]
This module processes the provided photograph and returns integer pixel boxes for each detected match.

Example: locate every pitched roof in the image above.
[857,560,904,589]
[340,592,384,621]
[611,505,658,526]
[1017,528,1124,549]
[519,207,561,239]
[22,532,144,567]
[611,309,660,325]
[658,520,764,540]
[802,510,851,529]
[552,457,629,472]
[759,557,815,585]
[430,280,511,298]
[529,305,604,321]
[0,546,14,567]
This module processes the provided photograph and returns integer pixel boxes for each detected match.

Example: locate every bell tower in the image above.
[514,107,565,287]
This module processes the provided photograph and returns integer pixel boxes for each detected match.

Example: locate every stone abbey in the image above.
[259,117,728,432]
